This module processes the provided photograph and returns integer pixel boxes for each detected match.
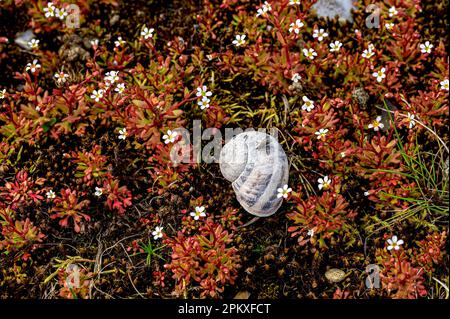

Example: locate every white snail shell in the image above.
[219,131,289,217]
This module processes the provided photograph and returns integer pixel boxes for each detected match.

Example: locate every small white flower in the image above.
[362,43,375,59]
[118,128,127,140]
[115,83,126,94]
[387,235,404,251]
[152,226,164,240]
[190,206,206,220]
[28,39,39,50]
[340,151,346,158]
[55,8,68,20]
[312,28,328,42]
[90,89,104,102]
[54,71,69,84]
[46,190,56,199]
[372,67,386,83]
[256,1,272,17]
[0,89,5,99]
[315,128,329,140]
[307,229,314,237]
[329,40,342,52]
[141,27,155,40]
[440,79,449,91]
[94,187,103,197]
[289,19,304,34]
[302,48,317,60]
[289,0,301,5]
[263,1,272,11]
[43,2,56,18]
[318,176,331,190]
[196,85,212,98]
[277,184,292,199]
[198,98,210,110]
[364,191,370,196]
[232,34,246,47]
[388,6,398,17]
[301,96,314,112]
[406,112,415,129]
[90,39,99,47]
[291,73,301,83]
[368,116,384,131]
[105,70,119,81]
[385,22,394,31]
[26,59,41,73]
[162,130,178,144]
[362,48,374,59]
[105,71,119,86]
[419,41,433,54]
[114,36,126,47]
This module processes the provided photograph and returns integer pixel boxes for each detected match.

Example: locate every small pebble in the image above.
[325,268,346,283]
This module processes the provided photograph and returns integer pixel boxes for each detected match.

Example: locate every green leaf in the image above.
[42,118,57,133]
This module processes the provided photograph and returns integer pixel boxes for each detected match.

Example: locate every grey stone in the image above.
[14,29,35,50]
[312,0,356,23]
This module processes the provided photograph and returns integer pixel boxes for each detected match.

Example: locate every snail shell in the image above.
[219,131,289,217]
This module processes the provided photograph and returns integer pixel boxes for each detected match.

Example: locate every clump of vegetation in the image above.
[0,0,448,299]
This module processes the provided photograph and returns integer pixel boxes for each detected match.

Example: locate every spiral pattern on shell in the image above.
[219,131,289,217]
